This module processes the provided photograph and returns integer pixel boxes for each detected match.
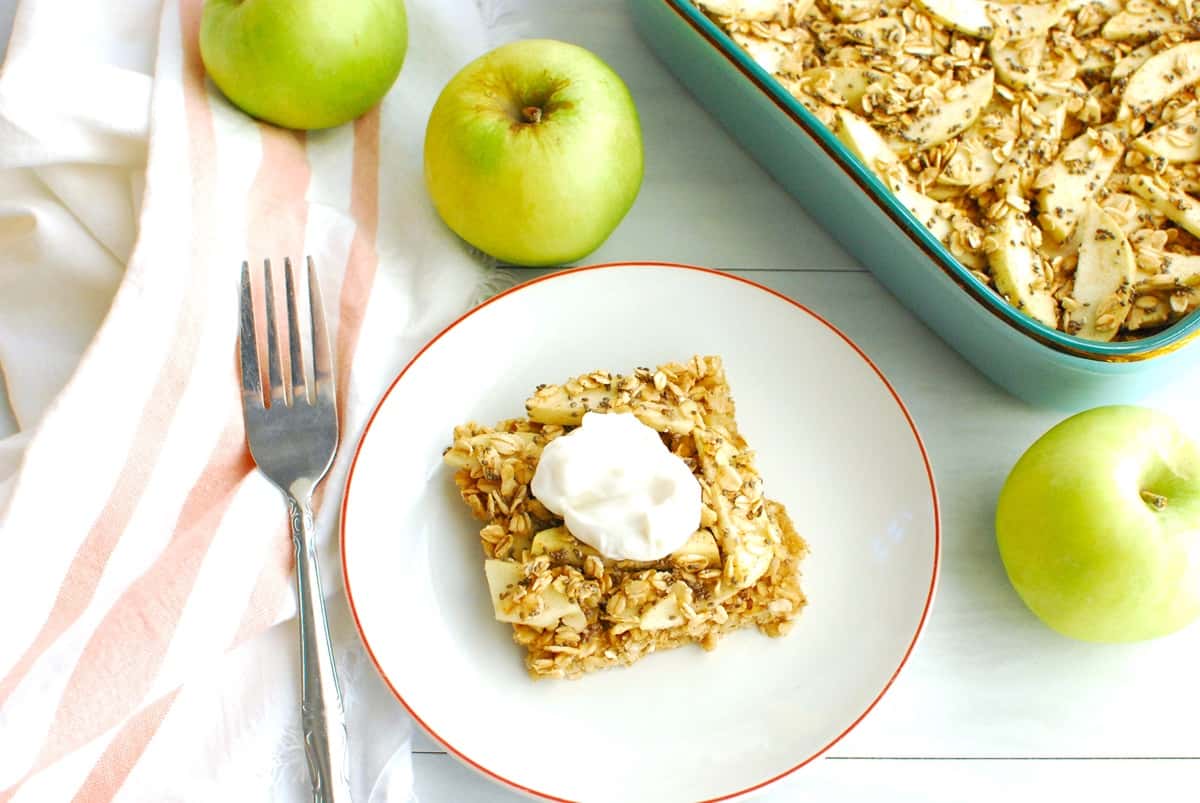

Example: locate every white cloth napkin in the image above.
[0,0,500,799]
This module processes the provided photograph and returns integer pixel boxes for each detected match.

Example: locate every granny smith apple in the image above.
[200,0,407,130]
[996,406,1200,642]
[423,39,643,266]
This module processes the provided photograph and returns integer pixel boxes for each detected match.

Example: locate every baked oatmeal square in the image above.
[443,355,808,679]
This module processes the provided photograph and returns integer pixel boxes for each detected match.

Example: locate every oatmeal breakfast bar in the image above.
[443,355,808,679]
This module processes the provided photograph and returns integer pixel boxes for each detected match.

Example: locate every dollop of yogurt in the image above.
[531,412,702,561]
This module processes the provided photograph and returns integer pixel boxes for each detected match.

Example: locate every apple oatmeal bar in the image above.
[443,355,808,679]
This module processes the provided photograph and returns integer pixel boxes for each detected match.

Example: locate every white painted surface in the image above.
[3,0,1198,799]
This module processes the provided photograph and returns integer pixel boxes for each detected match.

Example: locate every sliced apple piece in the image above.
[1035,125,1125,242]
[994,97,1072,195]
[939,114,1007,189]
[696,0,792,21]
[1175,171,1200,195]
[1067,202,1136,341]
[525,383,614,426]
[484,559,585,630]
[927,182,968,202]
[889,70,994,155]
[1111,40,1158,81]
[835,17,906,49]
[827,0,881,22]
[1102,3,1190,42]
[834,109,954,243]
[987,212,1059,328]
[1165,254,1200,281]
[640,585,690,631]
[914,0,993,37]
[1101,192,1164,236]
[530,526,600,567]
[1078,41,1118,77]
[991,36,1046,91]
[1133,115,1200,164]
[724,532,773,590]
[1141,254,1200,293]
[988,1,1069,40]
[730,31,788,75]
[916,0,1067,39]
[1066,0,1122,13]
[835,109,903,174]
[797,66,879,111]
[671,528,721,569]
[443,430,543,470]
[1122,42,1200,117]
[1128,173,1200,239]
[525,382,695,434]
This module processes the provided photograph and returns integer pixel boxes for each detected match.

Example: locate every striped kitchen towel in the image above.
[0,0,492,798]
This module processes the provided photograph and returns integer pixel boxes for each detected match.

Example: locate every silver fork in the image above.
[238,257,351,803]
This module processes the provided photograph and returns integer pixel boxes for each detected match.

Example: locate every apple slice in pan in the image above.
[1111,40,1160,82]
[834,109,952,243]
[988,0,1069,40]
[1164,254,1200,282]
[696,0,803,21]
[826,0,881,22]
[991,36,1046,91]
[1133,115,1200,164]
[993,97,1070,195]
[1129,258,1200,330]
[730,31,789,75]
[834,16,907,49]
[1128,174,1200,239]
[484,559,587,630]
[834,109,994,268]
[1102,2,1190,42]
[914,0,993,37]
[796,66,880,112]
[915,0,1067,39]
[1122,42,1200,117]
[1066,202,1136,341]
[1035,125,1125,242]
[1101,192,1165,236]
[1065,0,1122,13]
[889,70,994,155]
[938,129,1005,190]
[986,211,1059,328]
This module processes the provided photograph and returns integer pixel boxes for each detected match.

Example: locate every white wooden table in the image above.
[3,2,1198,801]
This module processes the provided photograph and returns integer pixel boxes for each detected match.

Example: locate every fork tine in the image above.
[237,261,263,408]
[284,258,307,404]
[263,259,286,406]
[307,256,334,403]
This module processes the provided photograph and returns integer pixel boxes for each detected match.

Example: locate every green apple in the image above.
[423,39,643,266]
[996,406,1200,642]
[200,0,407,130]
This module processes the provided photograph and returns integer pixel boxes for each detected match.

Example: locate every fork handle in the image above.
[288,494,353,803]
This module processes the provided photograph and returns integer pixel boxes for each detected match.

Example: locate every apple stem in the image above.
[1141,490,1168,510]
[521,106,543,124]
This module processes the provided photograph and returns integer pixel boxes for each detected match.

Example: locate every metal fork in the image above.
[238,257,351,803]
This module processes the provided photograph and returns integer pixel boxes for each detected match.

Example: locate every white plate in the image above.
[341,263,939,803]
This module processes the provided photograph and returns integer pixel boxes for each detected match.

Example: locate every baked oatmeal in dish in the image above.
[443,355,808,680]
[697,0,1200,341]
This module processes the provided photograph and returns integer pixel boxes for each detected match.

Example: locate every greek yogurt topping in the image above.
[530,412,702,561]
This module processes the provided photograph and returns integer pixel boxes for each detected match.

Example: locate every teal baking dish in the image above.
[629,0,1200,410]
